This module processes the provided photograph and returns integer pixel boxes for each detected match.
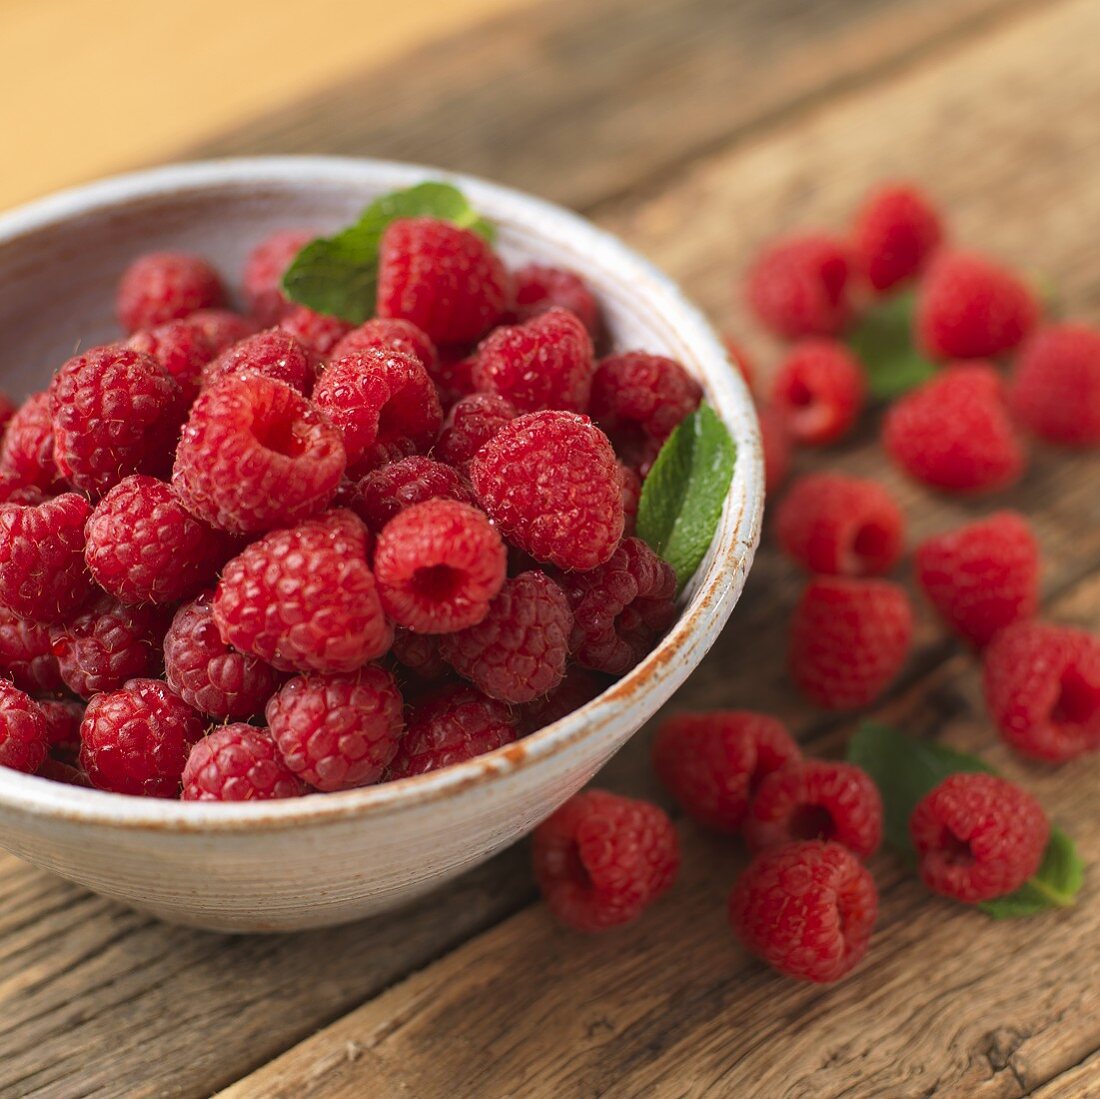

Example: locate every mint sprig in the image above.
[282,182,495,324]
[846,289,937,399]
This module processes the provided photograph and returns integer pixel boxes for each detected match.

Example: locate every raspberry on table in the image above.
[0,391,62,494]
[439,570,572,703]
[883,364,1024,493]
[277,304,353,360]
[40,699,84,760]
[512,264,602,339]
[746,234,852,339]
[982,620,1100,761]
[910,772,1049,902]
[560,537,677,675]
[917,250,1039,359]
[377,217,509,345]
[126,319,216,402]
[618,464,641,537]
[757,402,791,495]
[242,228,316,325]
[0,606,64,694]
[182,723,305,801]
[116,251,226,333]
[532,789,680,933]
[172,371,346,535]
[915,511,1038,647]
[373,498,506,634]
[519,666,607,735]
[789,576,913,709]
[201,329,316,395]
[653,710,801,832]
[351,456,473,534]
[852,183,944,292]
[724,337,756,391]
[434,393,517,473]
[776,473,905,577]
[771,340,865,446]
[186,309,259,354]
[0,680,48,774]
[470,410,625,572]
[163,591,282,720]
[472,307,595,414]
[215,509,391,674]
[728,840,877,983]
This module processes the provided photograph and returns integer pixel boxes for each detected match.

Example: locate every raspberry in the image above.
[351,456,472,533]
[771,340,865,446]
[182,723,305,801]
[126,319,216,401]
[790,577,913,709]
[910,772,1049,902]
[653,710,801,832]
[746,234,852,339]
[313,349,442,474]
[164,591,282,719]
[435,393,517,473]
[331,318,438,375]
[0,493,95,624]
[431,350,478,409]
[0,473,44,506]
[512,264,601,338]
[775,474,904,577]
[373,499,506,634]
[0,606,64,694]
[917,250,1039,359]
[729,840,877,983]
[201,329,315,395]
[757,403,791,494]
[982,621,1100,761]
[439,571,572,703]
[618,464,641,537]
[853,183,944,292]
[215,510,390,674]
[50,594,170,699]
[0,681,47,774]
[116,252,226,333]
[590,352,703,472]
[390,628,448,685]
[266,667,403,791]
[41,699,84,759]
[80,678,204,797]
[388,683,515,779]
[186,309,259,354]
[0,392,60,494]
[519,666,607,735]
[532,789,679,933]
[37,759,91,786]
[50,346,187,497]
[724,337,756,391]
[0,393,15,435]
[1009,324,1100,447]
[472,307,595,414]
[242,228,315,325]
[560,537,677,675]
[84,475,230,606]
[173,372,345,535]
[915,511,1038,647]
[471,411,624,571]
[278,304,353,360]
[884,364,1024,493]
[377,217,509,344]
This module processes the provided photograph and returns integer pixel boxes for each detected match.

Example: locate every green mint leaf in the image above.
[636,404,735,594]
[282,182,495,324]
[980,828,1084,918]
[846,289,937,399]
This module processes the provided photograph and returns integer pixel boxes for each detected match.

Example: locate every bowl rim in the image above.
[0,156,763,832]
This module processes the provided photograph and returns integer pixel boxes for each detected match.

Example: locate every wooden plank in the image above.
[1030,1049,1100,1098]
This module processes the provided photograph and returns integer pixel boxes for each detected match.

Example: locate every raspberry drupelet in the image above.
[0,391,62,494]
[853,183,943,292]
[434,393,517,473]
[330,318,438,376]
[0,680,48,774]
[0,605,64,694]
[182,724,305,801]
[430,349,478,410]
[277,305,353,360]
[126,319,216,402]
[746,234,852,339]
[771,340,865,446]
[351,456,473,534]
[116,251,226,333]
[201,329,316,395]
[512,263,602,338]
[242,228,316,325]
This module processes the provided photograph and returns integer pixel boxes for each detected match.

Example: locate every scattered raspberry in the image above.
[40,699,84,759]
[775,473,904,577]
[84,475,230,606]
[0,680,47,774]
[746,234,852,339]
[377,217,509,344]
[618,464,641,536]
[532,789,679,933]
[373,499,506,634]
[982,621,1100,761]
[201,329,315,395]
[182,723,305,801]
[79,678,204,797]
[471,411,624,571]
[173,371,346,535]
[278,304,353,360]
[519,666,607,735]
[116,251,226,333]
[242,228,315,324]
[1009,324,1100,446]
[512,264,601,338]
[884,364,1024,492]
[653,710,801,832]
[215,510,390,674]
[917,250,1039,359]
[126,319,215,401]
[789,577,913,709]
[853,183,944,292]
[351,456,472,534]
[434,393,517,473]
[771,340,865,446]
[757,403,791,494]
[330,318,438,377]
[0,392,60,494]
[729,840,877,983]
[472,307,595,414]
[910,772,1049,902]
[186,309,259,354]
[915,511,1038,647]
[0,606,64,694]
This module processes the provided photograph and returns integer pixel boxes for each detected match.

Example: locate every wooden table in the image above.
[4,0,1100,1095]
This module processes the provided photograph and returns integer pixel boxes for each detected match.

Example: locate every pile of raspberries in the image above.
[0,214,705,800]
[533,183,1098,985]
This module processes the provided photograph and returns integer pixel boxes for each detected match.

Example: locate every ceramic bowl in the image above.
[0,157,763,932]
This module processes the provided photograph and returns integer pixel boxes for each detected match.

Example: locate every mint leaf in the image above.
[847,722,1084,918]
[282,182,495,324]
[846,290,937,399]
[636,404,735,593]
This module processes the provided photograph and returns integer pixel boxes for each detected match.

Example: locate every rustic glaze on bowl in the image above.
[0,158,763,931]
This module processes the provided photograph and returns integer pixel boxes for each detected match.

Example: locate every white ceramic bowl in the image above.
[0,158,763,931]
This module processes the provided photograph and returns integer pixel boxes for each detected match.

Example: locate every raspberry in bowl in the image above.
[0,158,762,931]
